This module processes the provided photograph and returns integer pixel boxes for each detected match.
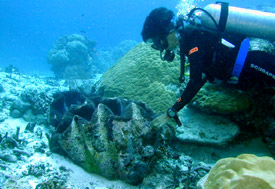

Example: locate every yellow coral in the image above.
[203,154,275,189]
[98,42,181,113]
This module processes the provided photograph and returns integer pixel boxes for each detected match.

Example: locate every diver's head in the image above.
[141,7,175,49]
[141,7,177,62]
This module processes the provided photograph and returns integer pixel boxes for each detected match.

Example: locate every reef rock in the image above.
[49,91,176,185]
[176,107,239,146]
[250,38,275,55]
[0,71,69,125]
[10,98,31,118]
[197,154,275,189]
[0,83,4,93]
[93,42,181,114]
[142,154,211,188]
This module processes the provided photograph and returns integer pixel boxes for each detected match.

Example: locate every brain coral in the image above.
[202,154,275,189]
[95,42,181,113]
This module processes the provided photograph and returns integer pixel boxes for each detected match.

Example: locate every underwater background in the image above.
[0,0,275,188]
[0,0,274,75]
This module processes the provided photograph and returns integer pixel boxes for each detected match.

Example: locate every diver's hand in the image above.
[167,107,182,126]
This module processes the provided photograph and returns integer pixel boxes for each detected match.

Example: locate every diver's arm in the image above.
[172,41,207,112]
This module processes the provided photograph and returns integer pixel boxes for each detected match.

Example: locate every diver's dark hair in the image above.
[141,7,175,42]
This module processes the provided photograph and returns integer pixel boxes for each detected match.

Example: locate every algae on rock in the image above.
[191,83,252,114]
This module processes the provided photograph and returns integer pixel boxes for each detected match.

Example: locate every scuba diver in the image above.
[141,3,275,124]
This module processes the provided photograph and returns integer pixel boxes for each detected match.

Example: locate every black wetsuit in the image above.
[172,26,275,112]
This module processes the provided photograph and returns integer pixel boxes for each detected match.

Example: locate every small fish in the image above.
[80,30,87,34]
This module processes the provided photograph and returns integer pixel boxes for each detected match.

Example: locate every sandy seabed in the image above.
[0,118,137,189]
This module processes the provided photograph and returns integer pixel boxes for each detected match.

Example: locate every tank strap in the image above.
[229,38,250,84]
[216,1,229,32]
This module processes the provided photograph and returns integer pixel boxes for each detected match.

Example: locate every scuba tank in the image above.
[198,4,275,42]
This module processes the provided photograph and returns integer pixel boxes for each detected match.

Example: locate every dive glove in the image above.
[167,107,182,126]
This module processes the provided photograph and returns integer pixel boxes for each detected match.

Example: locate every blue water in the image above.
[0,0,274,74]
